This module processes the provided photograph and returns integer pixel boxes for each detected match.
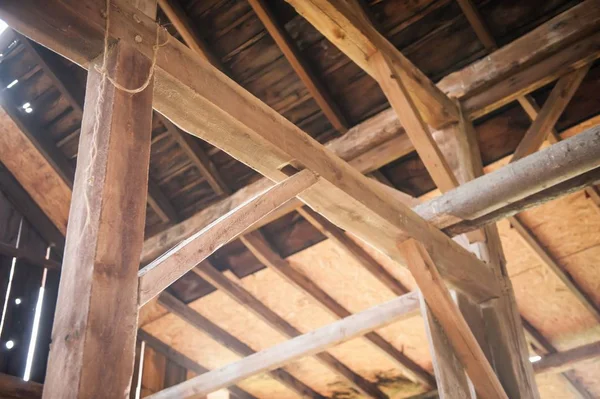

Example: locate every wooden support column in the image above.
[42,21,155,399]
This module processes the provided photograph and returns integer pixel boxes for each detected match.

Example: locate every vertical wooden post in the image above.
[42,19,155,398]
[422,111,540,398]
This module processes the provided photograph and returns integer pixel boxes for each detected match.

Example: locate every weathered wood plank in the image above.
[533,341,600,375]
[0,373,43,399]
[400,240,507,399]
[42,38,154,398]
[137,169,318,306]
[511,66,590,161]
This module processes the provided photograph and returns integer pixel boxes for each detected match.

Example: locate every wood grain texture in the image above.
[138,169,318,306]
[148,291,420,399]
[533,340,600,375]
[511,66,590,162]
[400,240,508,399]
[284,0,458,129]
[247,0,348,133]
[192,260,388,398]
[42,40,154,398]
[157,292,326,399]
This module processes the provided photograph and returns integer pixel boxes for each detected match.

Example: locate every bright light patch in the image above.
[529,355,542,363]
[22,102,30,109]
[14,298,21,305]
[0,20,7,36]
[5,340,14,349]
[6,79,18,89]
[25,107,33,114]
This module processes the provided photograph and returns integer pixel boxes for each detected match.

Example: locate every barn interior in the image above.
[0,0,599,398]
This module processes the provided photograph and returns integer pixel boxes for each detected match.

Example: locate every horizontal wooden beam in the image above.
[138,169,318,306]
[0,242,60,270]
[533,340,600,375]
[0,373,42,399]
[148,291,420,399]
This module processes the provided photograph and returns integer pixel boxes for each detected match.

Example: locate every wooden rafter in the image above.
[158,114,231,197]
[138,330,258,399]
[511,65,590,162]
[192,260,388,398]
[149,291,420,398]
[533,340,600,375]
[157,0,225,70]
[246,0,348,133]
[157,292,326,399]
[240,230,432,387]
[138,169,318,306]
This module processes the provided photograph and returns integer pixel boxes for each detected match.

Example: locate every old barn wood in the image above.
[0,0,599,398]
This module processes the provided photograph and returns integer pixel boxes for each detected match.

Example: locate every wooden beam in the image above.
[42,29,155,398]
[511,66,590,161]
[0,242,60,270]
[157,292,326,399]
[369,51,459,192]
[157,0,225,70]
[296,206,409,296]
[0,373,42,399]
[159,114,231,196]
[138,330,258,399]
[399,239,507,399]
[522,320,595,399]
[440,0,600,118]
[247,0,348,133]
[149,291,420,399]
[143,117,600,265]
[148,178,180,223]
[285,0,459,130]
[138,169,318,306]
[533,340,600,375]
[509,216,600,322]
[0,104,72,235]
[240,230,432,386]
[456,0,496,51]
[193,260,389,398]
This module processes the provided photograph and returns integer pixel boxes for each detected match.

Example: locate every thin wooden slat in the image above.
[247,0,348,133]
[399,239,508,399]
[533,341,600,375]
[42,38,154,398]
[149,291,420,399]
[240,230,432,387]
[511,66,590,162]
[456,0,496,51]
[157,292,326,399]
[0,242,60,270]
[192,260,388,398]
[137,169,318,306]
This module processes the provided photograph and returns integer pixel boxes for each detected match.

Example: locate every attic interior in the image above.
[0,0,599,398]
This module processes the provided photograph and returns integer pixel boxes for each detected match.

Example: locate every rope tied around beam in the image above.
[96,0,168,94]
[79,0,167,248]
